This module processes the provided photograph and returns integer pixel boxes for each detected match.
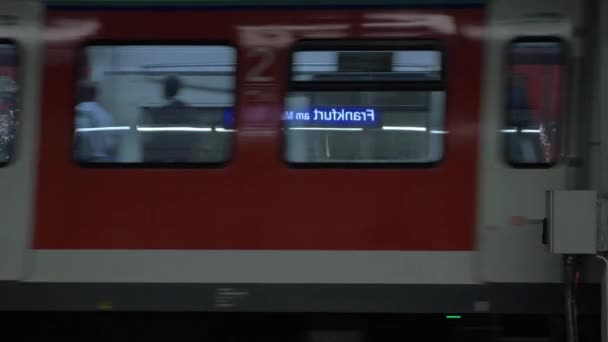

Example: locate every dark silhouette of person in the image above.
[142,75,194,163]
[162,75,186,108]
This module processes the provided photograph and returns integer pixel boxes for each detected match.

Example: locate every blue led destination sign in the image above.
[222,107,380,127]
[283,107,379,127]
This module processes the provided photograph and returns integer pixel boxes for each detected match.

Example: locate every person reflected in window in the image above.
[73,80,120,162]
[162,75,186,108]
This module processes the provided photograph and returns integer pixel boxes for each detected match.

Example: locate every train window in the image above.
[73,44,237,165]
[0,43,19,165]
[504,39,566,167]
[285,41,445,165]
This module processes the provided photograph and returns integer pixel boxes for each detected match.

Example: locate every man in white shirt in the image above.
[73,81,120,162]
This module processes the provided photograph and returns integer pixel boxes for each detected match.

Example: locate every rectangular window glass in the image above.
[504,39,565,167]
[0,42,18,165]
[285,41,445,165]
[73,44,237,165]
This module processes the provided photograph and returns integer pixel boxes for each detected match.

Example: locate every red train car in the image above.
[0,2,603,333]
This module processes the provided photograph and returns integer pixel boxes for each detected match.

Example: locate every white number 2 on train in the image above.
[246,47,275,82]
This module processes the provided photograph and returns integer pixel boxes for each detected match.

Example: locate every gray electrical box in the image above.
[545,190,598,255]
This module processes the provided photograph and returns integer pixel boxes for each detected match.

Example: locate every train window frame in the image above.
[0,39,21,167]
[282,39,448,169]
[71,40,241,169]
[502,36,569,169]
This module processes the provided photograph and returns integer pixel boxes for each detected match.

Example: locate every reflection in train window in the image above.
[285,42,445,164]
[73,45,237,165]
[504,40,565,167]
[0,43,19,165]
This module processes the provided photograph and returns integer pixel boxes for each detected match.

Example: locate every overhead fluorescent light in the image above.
[136,126,212,132]
[215,127,236,132]
[382,126,427,131]
[76,126,131,132]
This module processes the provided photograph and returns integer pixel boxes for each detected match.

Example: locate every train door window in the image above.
[0,42,19,165]
[504,39,566,167]
[73,44,237,166]
[284,40,446,165]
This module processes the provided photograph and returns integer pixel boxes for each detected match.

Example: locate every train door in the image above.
[477,0,584,282]
[0,0,42,280]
